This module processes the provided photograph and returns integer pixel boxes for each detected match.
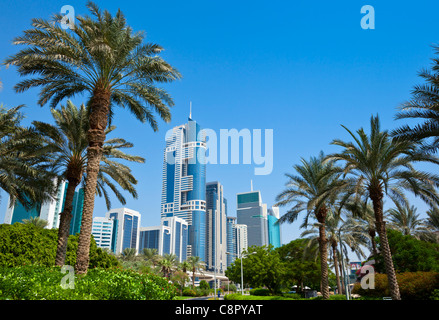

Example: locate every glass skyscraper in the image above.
[236,190,268,248]
[206,181,227,273]
[160,116,207,262]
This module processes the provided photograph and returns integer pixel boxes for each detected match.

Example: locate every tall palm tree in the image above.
[0,104,56,208]
[327,114,439,300]
[275,151,352,299]
[386,202,427,239]
[32,100,145,266]
[188,256,205,288]
[391,45,439,153]
[4,1,181,274]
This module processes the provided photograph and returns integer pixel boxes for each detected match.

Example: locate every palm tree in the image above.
[386,202,427,238]
[121,248,137,261]
[0,105,56,208]
[188,256,205,288]
[4,1,181,274]
[158,253,178,278]
[22,216,49,229]
[32,100,145,266]
[142,248,160,267]
[391,45,439,153]
[327,115,439,300]
[424,208,439,242]
[301,211,367,295]
[345,202,379,257]
[275,151,352,299]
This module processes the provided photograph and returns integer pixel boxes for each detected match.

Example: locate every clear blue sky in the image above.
[1,0,439,260]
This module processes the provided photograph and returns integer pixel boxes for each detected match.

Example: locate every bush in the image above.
[182,287,197,297]
[250,288,271,296]
[0,266,177,300]
[352,271,439,300]
[0,223,119,268]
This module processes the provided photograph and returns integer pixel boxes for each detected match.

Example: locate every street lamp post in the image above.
[226,251,256,295]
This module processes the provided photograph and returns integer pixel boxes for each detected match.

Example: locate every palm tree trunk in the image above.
[55,179,79,266]
[75,87,110,274]
[338,257,345,294]
[319,225,329,299]
[332,242,341,295]
[369,229,378,257]
[370,188,401,300]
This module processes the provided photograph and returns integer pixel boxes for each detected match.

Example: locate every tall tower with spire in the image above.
[160,110,207,261]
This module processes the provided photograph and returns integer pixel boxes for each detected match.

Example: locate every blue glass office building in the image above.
[161,116,206,262]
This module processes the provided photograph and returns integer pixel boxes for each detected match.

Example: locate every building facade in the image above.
[160,116,207,262]
[236,191,268,248]
[92,217,115,251]
[267,206,281,248]
[205,181,227,273]
[4,180,84,235]
[105,207,141,255]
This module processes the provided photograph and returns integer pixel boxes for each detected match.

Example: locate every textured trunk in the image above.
[369,228,378,257]
[75,87,110,274]
[370,187,401,300]
[332,241,341,295]
[316,207,329,300]
[54,179,79,266]
[338,258,345,294]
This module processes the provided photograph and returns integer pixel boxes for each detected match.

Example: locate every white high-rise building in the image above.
[105,207,141,255]
[92,217,115,251]
[235,224,248,255]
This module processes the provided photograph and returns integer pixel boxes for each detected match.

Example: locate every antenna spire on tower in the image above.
[189,101,192,119]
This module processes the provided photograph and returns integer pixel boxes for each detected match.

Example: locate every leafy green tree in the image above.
[375,229,439,273]
[225,245,286,294]
[328,115,439,300]
[4,1,181,274]
[0,223,119,268]
[276,239,321,293]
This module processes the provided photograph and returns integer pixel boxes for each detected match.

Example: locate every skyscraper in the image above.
[236,190,268,248]
[205,181,227,273]
[105,207,141,254]
[160,115,207,262]
[226,217,237,267]
[139,225,171,256]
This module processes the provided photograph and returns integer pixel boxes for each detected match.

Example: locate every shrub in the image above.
[250,288,271,296]
[352,271,439,300]
[0,223,119,268]
[0,266,177,300]
[182,287,197,297]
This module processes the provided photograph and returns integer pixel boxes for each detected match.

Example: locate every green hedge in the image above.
[0,266,178,300]
[0,223,119,268]
[352,272,439,300]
